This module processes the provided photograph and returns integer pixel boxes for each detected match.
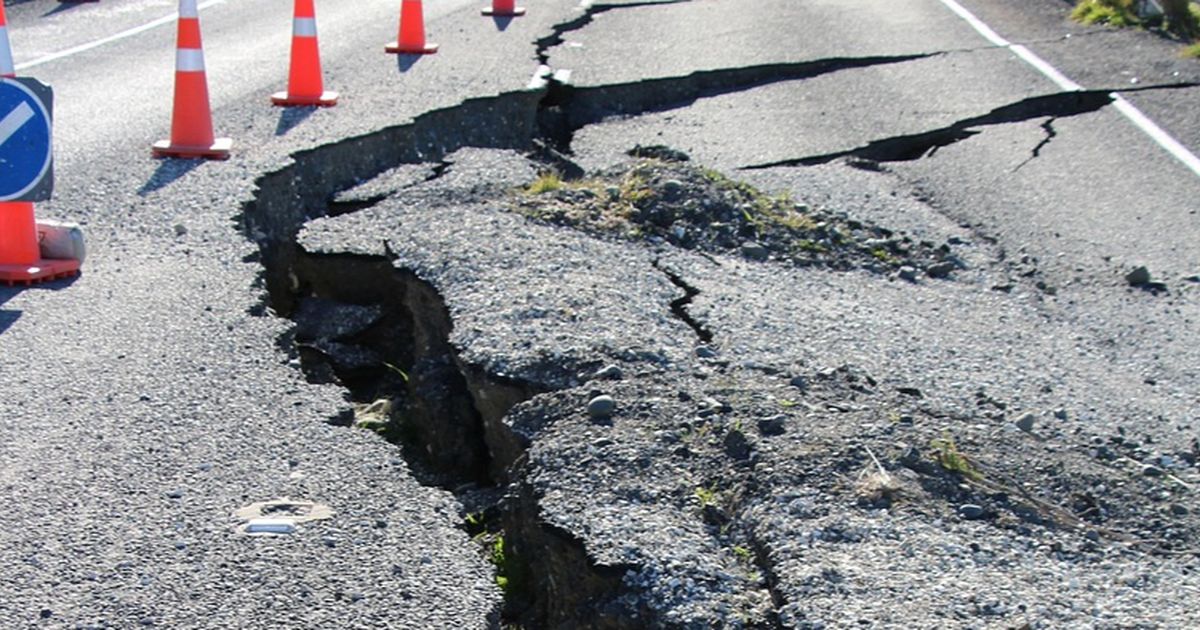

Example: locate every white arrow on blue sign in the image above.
[0,77,52,202]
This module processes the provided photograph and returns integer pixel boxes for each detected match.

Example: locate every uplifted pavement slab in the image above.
[274,147,1200,627]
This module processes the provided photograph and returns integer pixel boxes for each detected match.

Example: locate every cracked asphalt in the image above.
[2,0,1199,627]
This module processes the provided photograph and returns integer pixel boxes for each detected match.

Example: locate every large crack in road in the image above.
[244,53,915,626]
[239,12,1200,627]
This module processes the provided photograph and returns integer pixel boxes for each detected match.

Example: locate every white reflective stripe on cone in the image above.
[178,0,200,19]
[0,28,13,76]
[293,18,317,38]
[176,48,206,72]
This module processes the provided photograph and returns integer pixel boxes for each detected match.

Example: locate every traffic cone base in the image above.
[271,90,338,107]
[482,6,525,16]
[152,137,232,160]
[0,259,80,286]
[385,41,438,54]
[388,0,437,55]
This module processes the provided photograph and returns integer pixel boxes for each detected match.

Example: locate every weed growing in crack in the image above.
[471,526,527,598]
[929,431,982,481]
[489,535,511,592]
[352,399,393,434]
[382,361,410,383]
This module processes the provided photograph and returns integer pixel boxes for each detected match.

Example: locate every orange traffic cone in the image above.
[482,0,525,17]
[0,3,13,79]
[385,0,437,55]
[0,5,80,285]
[272,0,337,107]
[152,0,231,159]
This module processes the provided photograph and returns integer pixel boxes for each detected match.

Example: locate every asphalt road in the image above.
[0,0,1198,627]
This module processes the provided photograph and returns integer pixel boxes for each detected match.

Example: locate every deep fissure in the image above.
[238,49,955,627]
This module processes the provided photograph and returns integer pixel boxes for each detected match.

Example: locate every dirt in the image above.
[509,148,958,278]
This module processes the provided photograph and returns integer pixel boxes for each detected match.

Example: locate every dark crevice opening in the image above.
[653,259,714,344]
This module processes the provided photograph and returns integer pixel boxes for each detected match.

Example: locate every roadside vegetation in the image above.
[1072,0,1200,56]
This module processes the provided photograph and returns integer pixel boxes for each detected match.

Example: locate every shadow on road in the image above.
[41,1,93,18]
[0,276,79,336]
[0,289,19,336]
[139,159,204,196]
[275,107,316,136]
[396,54,427,73]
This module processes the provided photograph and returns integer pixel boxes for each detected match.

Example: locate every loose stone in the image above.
[593,364,624,380]
[740,241,769,261]
[926,261,956,278]
[724,430,752,460]
[587,395,617,419]
[958,504,985,520]
[1015,412,1036,433]
[1126,266,1152,286]
[757,415,787,437]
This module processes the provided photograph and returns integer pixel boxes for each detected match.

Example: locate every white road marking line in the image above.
[0,101,34,147]
[938,0,1200,179]
[14,0,226,72]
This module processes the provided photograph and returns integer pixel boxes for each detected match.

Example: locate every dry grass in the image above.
[854,446,903,504]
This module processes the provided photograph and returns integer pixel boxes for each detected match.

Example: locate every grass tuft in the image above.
[929,431,982,480]
[1071,0,1142,27]
[526,172,564,195]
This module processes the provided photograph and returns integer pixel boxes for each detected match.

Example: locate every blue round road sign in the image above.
[0,78,52,202]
